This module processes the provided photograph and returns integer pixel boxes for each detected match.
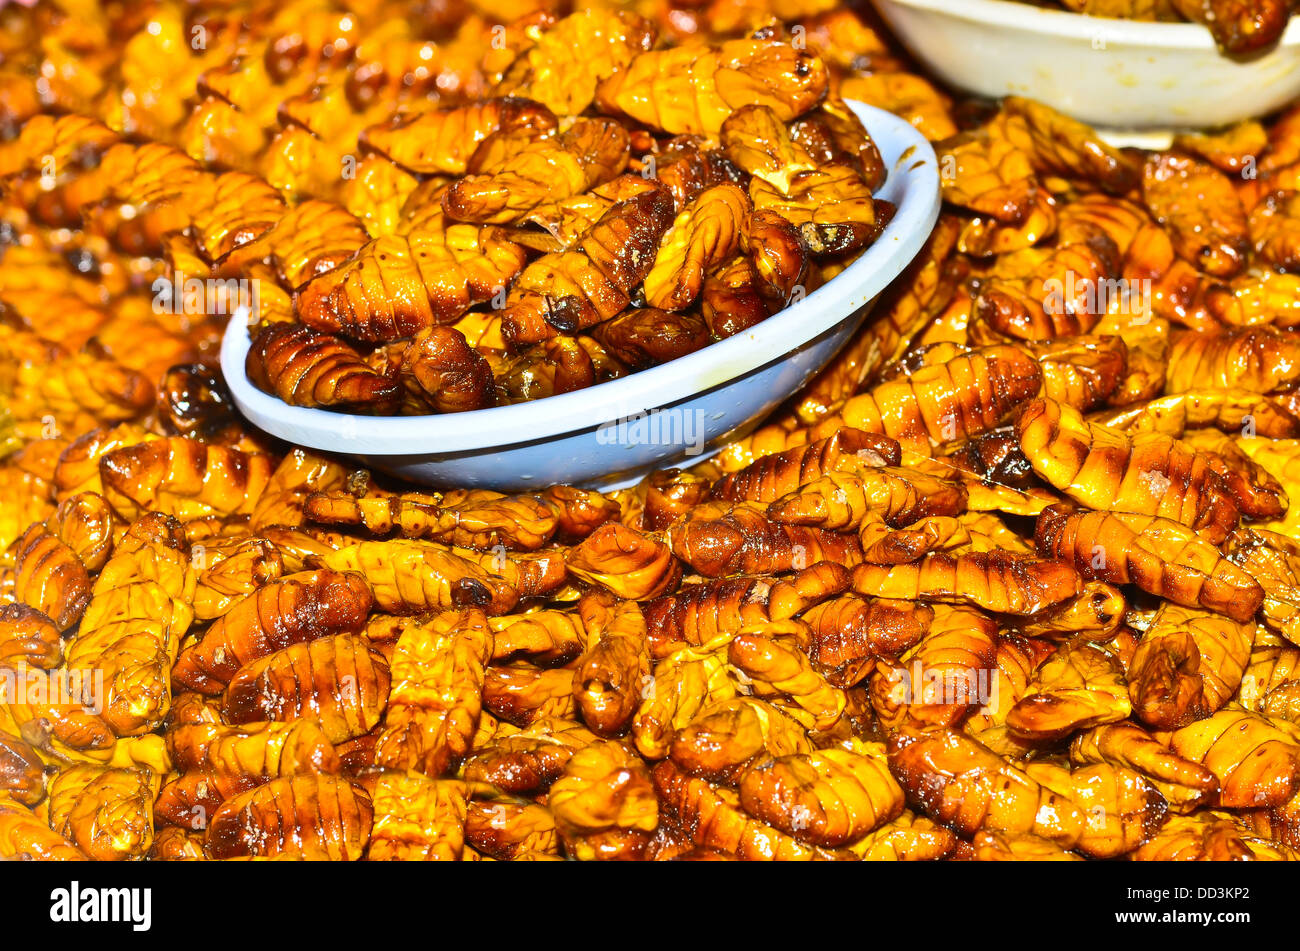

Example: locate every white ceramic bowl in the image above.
[871,0,1300,134]
[220,101,941,491]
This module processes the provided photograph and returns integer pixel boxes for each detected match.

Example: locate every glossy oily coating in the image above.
[11,0,1300,864]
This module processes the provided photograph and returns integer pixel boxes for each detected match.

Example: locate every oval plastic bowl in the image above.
[221,101,941,491]
[871,0,1300,133]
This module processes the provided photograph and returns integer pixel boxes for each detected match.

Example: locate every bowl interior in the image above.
[220,101,941,458]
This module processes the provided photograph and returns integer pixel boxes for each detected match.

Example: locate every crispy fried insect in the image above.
[375,609,490,777]
[711,428,902,504]
[1096,390,1300,440]
[887,726,1085,847]
[62,513,194,736]
[869,604,999,729]
[652,758,829,860]
[0,800,84,860]
[1168,0,1291,55]
[1166,326,1300,394]
[484,662,577,726]
[466,795,560,860]
[1027,335,1127,411]
[670,501,862,579]
[263,200,371,291]
[361,98,557,177]
[396,326,496,414]
[98,437,272,523]
[1070,722,1220,813]
[295,228,528,342]
[490,611,586,666]
[154,772,261,831]
[573,594,650,738]
[149,827,208,860]
[1248,189,1300,273]
[0,729,45,806]
[551,740,658,860]
[246,322,402,414]
[445,118,629,226]
[206,774,372,860]
[496,10,655,116]
[1242,644,1300,722]
[588,307,711,371]
[633,635,738,759]
[992,98,1139,195]
[500,188,676,347]
[173,570,372,694]
[851,550,1082,616]
[1142,152,1248,279]
[1017,398,1240,542]
[43,493,116,578]
[192,537,284,622]
[1035,504,1264,622]
[462,717,598,794]
[739,743,904,847]
[167,720,340,780]
[767,467,968,532]
[222,634,390,744]
[11,525,90,632]
[935,132,1037,224]
[641,469,714,533]
[800,595,932,687]
[0,329,154,430]
[368,770,467,861]
[973,830,1081,861]
[540,485,621,542]
[643,576,773,657]
[595,40,828,137]
[1025,761,1167,859]
[1168,707,1300,808]
[834,345,1043,454]
[319,540,518,616]
[1129,812,1253,861]
[308,487,558,551]
[728,620,845,731]
[1005,642,1130,741]
[567,523,682,600]
[668,697,813,785]
[45,765,154,861]
[1127,603,1254,729]
[643,184,749,311]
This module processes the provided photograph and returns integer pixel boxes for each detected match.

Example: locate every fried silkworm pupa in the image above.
[1070,722,1219,814]
[572,593,650,737]
[642,468,713,533]
[669,501,863,579]
[166,720,340,780]
[154,772,262,831]
[156,363,242,442]
[172,570,373,694]
[668,697,812,785]
[1167,708,1300,809]
[318,540,520,616]
[0,801,84,860]
[206,775,373,860]
[567,523,682,600]
[400,325,496,414]
[588,308,711,371]
[0,730,47,806]
[11,525,91,632]
[852,550,1082,616]
[739,745,905,847]
[222,633,392,744]
[246,322,402,414]
[801,595,933,687]
[551,740,659,861]
[99,437,274,522]
[45,765,155,861]
[539,485,621,542]
[1035,503,1263,622]
[710,428,903,504]
[462,717,598,794]
[46,491,120,573]
[0,603,62,669]
[367,770,468,861]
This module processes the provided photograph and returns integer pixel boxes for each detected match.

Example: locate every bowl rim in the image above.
[873,0,1300,49]
[220,101,941,455]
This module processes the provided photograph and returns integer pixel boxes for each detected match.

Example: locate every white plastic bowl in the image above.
[872,0,1300,134]
[220,101,940,491]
